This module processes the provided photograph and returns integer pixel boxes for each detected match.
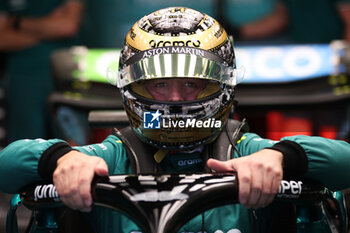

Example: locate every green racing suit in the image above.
[0,132,350,233]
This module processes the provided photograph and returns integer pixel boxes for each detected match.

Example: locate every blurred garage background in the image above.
[1,0,350,232]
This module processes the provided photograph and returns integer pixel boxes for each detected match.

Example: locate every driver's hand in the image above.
[53,150,109,212]
[207,149,283,209]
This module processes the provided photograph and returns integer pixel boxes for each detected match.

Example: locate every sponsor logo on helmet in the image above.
[129,28,136,41]
[142,46,205,60]
[143,110,222,129]
[149,39,201,48]
[213,25,224,38]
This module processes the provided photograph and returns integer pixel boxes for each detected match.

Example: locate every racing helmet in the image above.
[108,7,242,151]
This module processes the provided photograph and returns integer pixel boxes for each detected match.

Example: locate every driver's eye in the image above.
[154,82,167,88]
[184,82,197,88]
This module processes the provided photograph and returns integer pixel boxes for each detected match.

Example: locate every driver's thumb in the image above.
[95,158,109,176]
[207,158,236,172]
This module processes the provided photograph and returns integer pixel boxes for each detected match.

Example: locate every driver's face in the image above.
[145,78,207,101]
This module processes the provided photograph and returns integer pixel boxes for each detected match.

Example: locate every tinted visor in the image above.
[130,78,220,100]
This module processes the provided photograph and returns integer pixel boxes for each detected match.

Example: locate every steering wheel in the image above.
[17,172,330,233]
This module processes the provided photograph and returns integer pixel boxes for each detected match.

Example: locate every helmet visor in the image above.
[108,47,239,88]
[129,78,221,100]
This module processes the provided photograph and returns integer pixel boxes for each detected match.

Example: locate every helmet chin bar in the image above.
[121,86,235,151]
